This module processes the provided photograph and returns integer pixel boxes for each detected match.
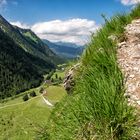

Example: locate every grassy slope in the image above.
[44,85,67,104]
[23,31,38,43]
[41,5,140,140]
[0,96,50,140]
[0,84,66,140]
[51,71,65,79]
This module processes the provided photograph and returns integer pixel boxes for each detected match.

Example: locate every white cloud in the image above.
[120,0,140,5]
[31,19,99,45]
[10,19,99,45]
[10,21,30,29]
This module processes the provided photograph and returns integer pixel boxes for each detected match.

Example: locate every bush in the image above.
[46,71,55,80]
[39,88,44,94]
[55,74,58,79]
[29,91,36,97]
[51,78,54,83]
[59,76,62,81]
[23,94,29,101]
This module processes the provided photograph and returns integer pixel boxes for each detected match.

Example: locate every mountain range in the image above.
[43,40,85,58]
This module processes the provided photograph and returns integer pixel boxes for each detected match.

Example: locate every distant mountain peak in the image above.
[43,39,85,59]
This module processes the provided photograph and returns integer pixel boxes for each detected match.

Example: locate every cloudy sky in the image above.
[0,0,139,45]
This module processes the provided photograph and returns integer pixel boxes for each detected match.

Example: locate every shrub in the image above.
[39,88,44,94]
[46,71,55,80]
[29,91,36,97]
[59,76,62,81]
[55,74,58,79]
[23,94,29,101]
[51,78,54,83]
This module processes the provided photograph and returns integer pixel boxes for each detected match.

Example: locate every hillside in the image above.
[17,27,63,64]
[43,40,85,58]
[39,5,140,140]
[0,15,62,64]
[0,15,63,99]
[0,84,66,140]
[0,28,55,99]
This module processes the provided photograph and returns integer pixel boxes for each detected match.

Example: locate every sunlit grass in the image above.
[41,4,140,140]
[0,96,51,140]
[51,71,65,79]
[44,85,67,104]
[0,84,66,140]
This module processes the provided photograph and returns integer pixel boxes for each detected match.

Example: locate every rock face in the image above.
[63,63,80,94]
[117,19,140,107]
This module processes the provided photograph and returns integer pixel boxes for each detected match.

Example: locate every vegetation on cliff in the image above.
[39,5,140,140]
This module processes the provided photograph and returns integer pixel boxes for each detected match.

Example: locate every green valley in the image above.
[1,1,140,140]
[0,81,66,140]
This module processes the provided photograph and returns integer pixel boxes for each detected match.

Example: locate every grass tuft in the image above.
[39,4,140,140]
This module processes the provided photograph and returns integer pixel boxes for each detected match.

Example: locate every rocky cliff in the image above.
[63,63,80,94]
[118,19,140,107]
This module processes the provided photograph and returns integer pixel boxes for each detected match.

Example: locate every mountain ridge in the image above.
[43,39,85,58]
[0,14,63,64]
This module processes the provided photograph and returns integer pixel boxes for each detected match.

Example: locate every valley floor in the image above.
[0,83,66,140]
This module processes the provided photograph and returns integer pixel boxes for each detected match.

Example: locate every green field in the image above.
[0,85,66,140]
[44,85,67,104]
[51,71,65,79]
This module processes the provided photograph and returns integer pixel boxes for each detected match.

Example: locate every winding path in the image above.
[0,93,53,110]
[0,96,39,109]
[41,95,53,106]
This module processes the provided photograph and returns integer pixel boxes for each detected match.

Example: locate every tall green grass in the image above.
[38,5,140,140]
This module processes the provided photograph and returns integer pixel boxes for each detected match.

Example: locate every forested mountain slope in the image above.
[0,14,61,99]
[0,28,55,99]
[0,15,62,64]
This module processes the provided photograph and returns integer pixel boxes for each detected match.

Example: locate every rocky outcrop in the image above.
[63,63,80,94]
[117,19,140,107]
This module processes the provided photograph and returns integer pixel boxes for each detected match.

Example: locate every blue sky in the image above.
[1,0,132,24]
[0,0,138,44]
